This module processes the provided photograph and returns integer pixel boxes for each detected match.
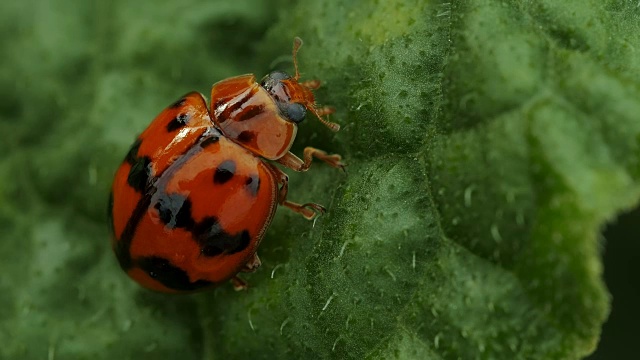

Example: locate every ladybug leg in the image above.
[284,201,326,220]
[276,147,346,173]
[231,276,248,291]
[241,253,262,273]
[231,254,261,291]
[266,163,327,220]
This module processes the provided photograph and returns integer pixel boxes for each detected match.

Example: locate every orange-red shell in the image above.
[109,92,277,292]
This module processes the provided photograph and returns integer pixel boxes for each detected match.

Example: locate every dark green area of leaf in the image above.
[1,0,639,359]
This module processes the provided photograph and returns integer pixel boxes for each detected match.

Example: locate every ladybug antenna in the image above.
[311,106,341,132]
[292,37,303,81]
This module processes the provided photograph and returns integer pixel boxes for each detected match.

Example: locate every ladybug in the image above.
[108,38,344,292]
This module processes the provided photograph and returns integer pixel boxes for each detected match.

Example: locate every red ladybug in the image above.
[108,38,344,292]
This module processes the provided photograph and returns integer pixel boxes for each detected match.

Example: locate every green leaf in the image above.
[1,0,639,359]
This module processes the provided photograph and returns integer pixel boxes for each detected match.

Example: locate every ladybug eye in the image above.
[279,102,306,124]
[260,71,291,90]
[268,71,291,81]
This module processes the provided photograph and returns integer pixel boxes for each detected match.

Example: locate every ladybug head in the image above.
[210,38,340,160]
[259,38,340,132]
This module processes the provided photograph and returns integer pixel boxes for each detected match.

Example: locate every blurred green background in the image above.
[1,0,638,359]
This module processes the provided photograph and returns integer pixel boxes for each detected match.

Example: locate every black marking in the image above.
[193,217,225,256]
[236,104,265,122]
[113,233,133,270]
[193,217,252,257]
[237,131,255,143]
[116,136,154,270]
[214,160,236,184]
[114,193,154,271]
[154,193,195,229]
[127,156,151,193]
[233,230,251,254]
[136,256,213,291]
[218,88,256,122]
[245,174,260,196]
[166,113,191,132]
[169,96,187,109]
[200,135,220,148]
[125,138,142,165]
[107,191,115,236]
[213,98,226,110]
[127,156,152,192]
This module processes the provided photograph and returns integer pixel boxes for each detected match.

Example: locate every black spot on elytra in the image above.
[127,156,152,192]
[136,256,212,291]
[200,135,220,148]
[154,193,195,229]
[245,174,260,196]
[214,160,236,184]
[193,216,252,257]
[193,217,224,256]
[237,131,255,143]
[236,104,265,122]
[125,138,142,165]
[166,113,191,132]
[233,230,251,253]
